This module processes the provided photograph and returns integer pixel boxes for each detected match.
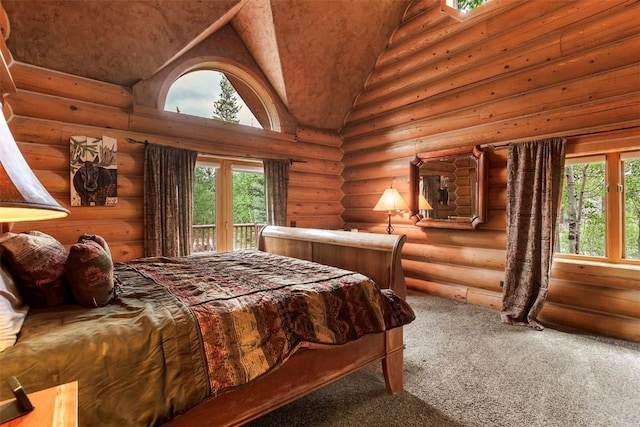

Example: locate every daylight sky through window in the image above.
[164,70,262,128]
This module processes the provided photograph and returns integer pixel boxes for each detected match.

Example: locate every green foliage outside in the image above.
[623,157,640,259]
[456,0,489,13]
[212,75,241,124]
[558,157,640,260]
[559,162,606,256]
[193,166,216,225]
[233,171,266,224]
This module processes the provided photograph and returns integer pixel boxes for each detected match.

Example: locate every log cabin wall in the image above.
[341,0,640,340]
[3,60,345,261]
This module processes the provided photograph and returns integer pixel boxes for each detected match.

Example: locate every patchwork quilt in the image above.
[127,249,415,395]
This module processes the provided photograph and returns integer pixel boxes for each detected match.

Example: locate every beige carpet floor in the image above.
[248,291,640,426]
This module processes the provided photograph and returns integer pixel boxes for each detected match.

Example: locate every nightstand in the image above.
[0,382,77,427]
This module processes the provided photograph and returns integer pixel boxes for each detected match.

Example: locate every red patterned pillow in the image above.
[78,233,112,259]
[65,238,114,308]
[0,231,71,308]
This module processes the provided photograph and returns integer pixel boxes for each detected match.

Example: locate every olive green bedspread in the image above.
[0,265,209,426]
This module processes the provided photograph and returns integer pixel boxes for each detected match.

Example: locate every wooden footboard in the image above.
[167,226,408,426]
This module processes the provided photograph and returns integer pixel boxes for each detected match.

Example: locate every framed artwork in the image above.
[70,136,118,207]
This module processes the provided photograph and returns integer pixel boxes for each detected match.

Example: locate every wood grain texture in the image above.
[342,0,640,341]
[0,382,77,427]
[2,0,638,341]
[4,63,347,261]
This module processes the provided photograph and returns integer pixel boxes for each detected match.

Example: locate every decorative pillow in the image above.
[78,233,112,259]
[0,231,71,308]
[65,238,114,308]
[0,265,29,352]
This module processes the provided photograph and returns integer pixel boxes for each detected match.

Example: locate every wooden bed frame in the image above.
[167,226,408,426]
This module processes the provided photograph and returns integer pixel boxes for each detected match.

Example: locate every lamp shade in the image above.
[373,187,408,212]
[418,194,433,210]
[0,112,69,222]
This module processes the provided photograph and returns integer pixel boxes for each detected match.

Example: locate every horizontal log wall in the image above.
[341,0,640,340]
[4,64,345,262]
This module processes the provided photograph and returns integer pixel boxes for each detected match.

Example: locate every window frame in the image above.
[195,155,264,253]
[556,136,640,267]
[157,58,282,132]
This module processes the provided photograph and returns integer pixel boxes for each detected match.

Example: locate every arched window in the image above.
[158,61,281,132]
[164,69,262,129]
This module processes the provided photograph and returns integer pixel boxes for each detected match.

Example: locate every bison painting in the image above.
[70,136,118,206]
[73,156,116,206]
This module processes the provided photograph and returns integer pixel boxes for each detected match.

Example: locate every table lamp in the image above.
[373,186,408,234]
[0,110,69,231]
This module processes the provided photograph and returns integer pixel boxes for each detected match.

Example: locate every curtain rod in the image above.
[125,137,148,145]
[125,137,307,163]
[480,125,640,151]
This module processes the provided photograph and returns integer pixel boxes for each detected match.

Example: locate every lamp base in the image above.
[386,214,393,234]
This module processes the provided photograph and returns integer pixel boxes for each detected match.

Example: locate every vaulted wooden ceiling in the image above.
[2,0,414,130]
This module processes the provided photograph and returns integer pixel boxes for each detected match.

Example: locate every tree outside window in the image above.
[193,166,216,225]
[557,151,640,262]
[213,76,241,123]
[623,153,640,259]
[559,157,606,257]
[165,70,261,128]
[233,170,265,225]
[446,0,490,13]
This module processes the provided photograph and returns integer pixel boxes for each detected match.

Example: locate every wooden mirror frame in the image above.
[409,146,488,230]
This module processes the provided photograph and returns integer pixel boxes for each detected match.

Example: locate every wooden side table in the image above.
[0,382,77,427]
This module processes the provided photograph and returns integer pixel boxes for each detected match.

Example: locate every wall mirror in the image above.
[409,146,488,230]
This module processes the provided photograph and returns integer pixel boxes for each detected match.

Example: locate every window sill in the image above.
[554,257,640,273]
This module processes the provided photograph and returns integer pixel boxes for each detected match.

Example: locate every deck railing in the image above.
[192,224,217,252]
[192,223,265,253]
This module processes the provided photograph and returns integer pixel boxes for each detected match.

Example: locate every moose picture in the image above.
[70,136,118,206]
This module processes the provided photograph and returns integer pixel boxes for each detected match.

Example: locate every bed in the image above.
[0,226,414,426]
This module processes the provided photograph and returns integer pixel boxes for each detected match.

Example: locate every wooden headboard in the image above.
[258,226,407,299]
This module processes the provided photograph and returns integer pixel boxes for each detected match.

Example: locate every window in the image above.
[162,66,275,253]
[192,158,266,253]
[622,152,640,260]
[441,0,493,20]
[557,150,640,263]
[444,0,490,13]
[164,69,263,128]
